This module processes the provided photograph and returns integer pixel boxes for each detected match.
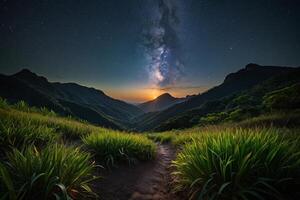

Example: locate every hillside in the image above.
[1,67,300,200]
[133,64,299,131]
[138,93,186,112]
[0,69,143,129]
[1,64,299,132]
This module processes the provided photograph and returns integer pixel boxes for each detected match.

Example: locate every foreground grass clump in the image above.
[0,145,97,200]
[0,118,58,154]
[172,129,300,200]
[83,132,156,166]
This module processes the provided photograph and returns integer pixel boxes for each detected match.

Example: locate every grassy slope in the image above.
[147,121,300,199]
[0,70,144,130]
[135,65,298,131]
[1,97,300,199]
[172,128,300,200]
[0,99,155,199]
[154,68,300,131]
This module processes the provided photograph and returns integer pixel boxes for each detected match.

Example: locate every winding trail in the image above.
[129,144,177,200]
[94,144,178,200]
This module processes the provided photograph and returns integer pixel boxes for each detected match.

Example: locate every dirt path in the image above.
[93,144,178,200]
[129,144,177,200]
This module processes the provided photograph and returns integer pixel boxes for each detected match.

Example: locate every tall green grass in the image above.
[0,145,97,200]
[0,117,58,154]
[0,98,57,117]
[0,98,9,109]
[83,131,156,167]
[0,107,99,141]
[172,129,300,200]
[0,98,104,140]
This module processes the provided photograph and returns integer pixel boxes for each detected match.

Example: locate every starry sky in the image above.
[1,0,300,103]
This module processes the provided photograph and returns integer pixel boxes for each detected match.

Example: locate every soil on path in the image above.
[93,144,179,200]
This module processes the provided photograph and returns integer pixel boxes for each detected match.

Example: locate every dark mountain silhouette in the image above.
[0,69,143,129]
[133,64,298,131]
[1,64,299,131]
[138,93,186,112]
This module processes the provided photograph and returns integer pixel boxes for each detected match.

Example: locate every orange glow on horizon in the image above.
[149,88,162,99]
[103,86,209,104]
[106,88,165,103]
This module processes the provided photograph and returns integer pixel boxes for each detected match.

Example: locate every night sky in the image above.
[1,0,300,102]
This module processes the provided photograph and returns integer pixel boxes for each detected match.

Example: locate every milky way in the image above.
[142,0,184,88]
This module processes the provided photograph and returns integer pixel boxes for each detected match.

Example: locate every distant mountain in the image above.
[0,69,144,129]
[2,64,299,131]
[138,93,186,112]
[133,64,299,131]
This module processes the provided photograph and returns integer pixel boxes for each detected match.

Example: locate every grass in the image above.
[83,131,156,167]
[0,106,101,141]
[0,98,160,198]
[146,126,235,147]
[0,117,58,154]
[0,98,57,117]
[0,144,97,200]
[0,98,104,140]
[0,99,157,169]
[1,98,300,199]
[238,111,300,128]
[147,132,174,143]
[172,128,300,200]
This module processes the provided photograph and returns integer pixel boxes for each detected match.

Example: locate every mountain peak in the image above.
[156,93,174,100]
[138,92,185,112]
[14,68,36,76]
[224,64,293,84]
[13,68,48,83]
[245,63,260,70]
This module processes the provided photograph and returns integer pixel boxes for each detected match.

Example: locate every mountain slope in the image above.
[138,93,185,112]
[0,69,143,129]
[134,64,298,131]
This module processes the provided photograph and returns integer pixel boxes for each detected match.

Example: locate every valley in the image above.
[0,64,299,199]
[1,1,299,199]
[1,64,299,132]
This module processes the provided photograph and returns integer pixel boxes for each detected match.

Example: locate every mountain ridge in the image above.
[1,64,298,131]
[0,69,144,129]
[133,64,298,131]
[138,93,186,112]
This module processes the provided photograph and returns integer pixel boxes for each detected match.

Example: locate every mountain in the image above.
[138,93,186,112]
[0,69,143,129]
[133,64,299,131]
[1,64,299,131]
